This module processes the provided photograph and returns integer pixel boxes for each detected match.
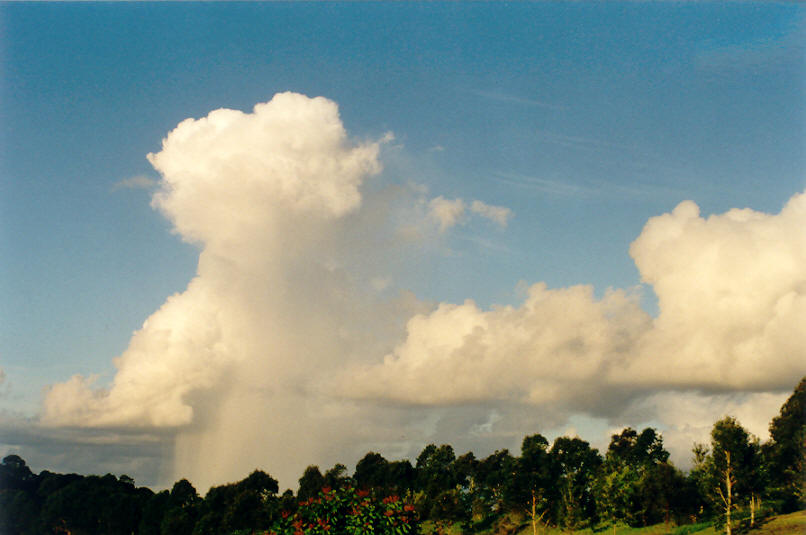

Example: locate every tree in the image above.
[355,452,389,490]
[607,428,668,467]
[549,437,602,530]
[595,463,640,535]
[512,434,552,534]
[415,444,457,504]
[323,463,351,489]
[597,427,681,527]
[698,417,760,534]
[0,455,39,535]
[298,466,325,501]
[474,449,515,517]
[718,450,737,535]
[636,460,688,526]
[0,455,33,488]
[387,460,416,494]
[764,376,806,512]
[161,479,200,535]
[195,469,280,534]
[139,490,170,535]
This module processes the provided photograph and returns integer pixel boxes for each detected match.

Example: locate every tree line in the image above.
[1,377,803,535]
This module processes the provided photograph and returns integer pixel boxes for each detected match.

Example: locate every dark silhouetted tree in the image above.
[764,376,805,512]
[297,465,325,501]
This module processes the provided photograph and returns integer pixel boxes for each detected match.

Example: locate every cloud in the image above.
[339,193,806,469]
[428,196,513,232]
[617,390,789,470]
[470,200,512,227]
[39,92,805,489]
[471,90,567,111]
[428,196,466,232]
[339,284,650,410]
[495,172,595,197]
[371,276,392,292]
[112,175,158,191]
[42,93,394,488]
[345,193,806,409]
[0,412,169,488]
[623,193,806,391]
[694,16,805,73]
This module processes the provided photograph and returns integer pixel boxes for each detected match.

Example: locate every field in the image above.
[419,510,806,535]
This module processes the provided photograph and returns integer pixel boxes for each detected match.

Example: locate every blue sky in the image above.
[1,3,804,489]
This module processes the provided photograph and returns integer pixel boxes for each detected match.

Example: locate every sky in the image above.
[1,2,805,491]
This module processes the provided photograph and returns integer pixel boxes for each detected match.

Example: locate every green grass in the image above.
[747,510,806,535]
[509,522,719,535]
[419,510,806,535]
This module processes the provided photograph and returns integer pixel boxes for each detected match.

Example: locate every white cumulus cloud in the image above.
[622,193,806,391]
[345,193,806,408]
[39,92,805,489]
[340,284,649,408]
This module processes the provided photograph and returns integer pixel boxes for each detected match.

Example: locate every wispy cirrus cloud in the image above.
[494,170,684,200]
[534,128,638,153]
[695,15,805,73]
[470,89,568,111]
[494,172,596,197]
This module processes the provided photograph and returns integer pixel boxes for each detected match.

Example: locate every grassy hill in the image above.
[419,510,806,535]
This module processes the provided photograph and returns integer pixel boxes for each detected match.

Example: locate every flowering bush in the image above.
[268,486,419,535]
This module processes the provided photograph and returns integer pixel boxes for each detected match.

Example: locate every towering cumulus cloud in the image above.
[43,93,393,486]
[41,92,806,489]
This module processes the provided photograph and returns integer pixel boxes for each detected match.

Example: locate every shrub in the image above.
[268,485,419,535]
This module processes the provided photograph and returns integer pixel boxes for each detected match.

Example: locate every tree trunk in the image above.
[750,493,755,527]
[532,490,537,535]
[725,451,733,535]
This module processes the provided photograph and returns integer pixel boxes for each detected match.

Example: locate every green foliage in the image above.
[764,377,806,512]
[323,463,351,490]
[417,444,459,502]
[595,463,642,528]
[510,434,552,511]
[299,466,326,501]
[473,449,516,517]
[550,436,602,530]
[268,485,419,535]
[3,378,805,534]
[596,428,688,528]
[356,452,391,490]
[193,469,280,534]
